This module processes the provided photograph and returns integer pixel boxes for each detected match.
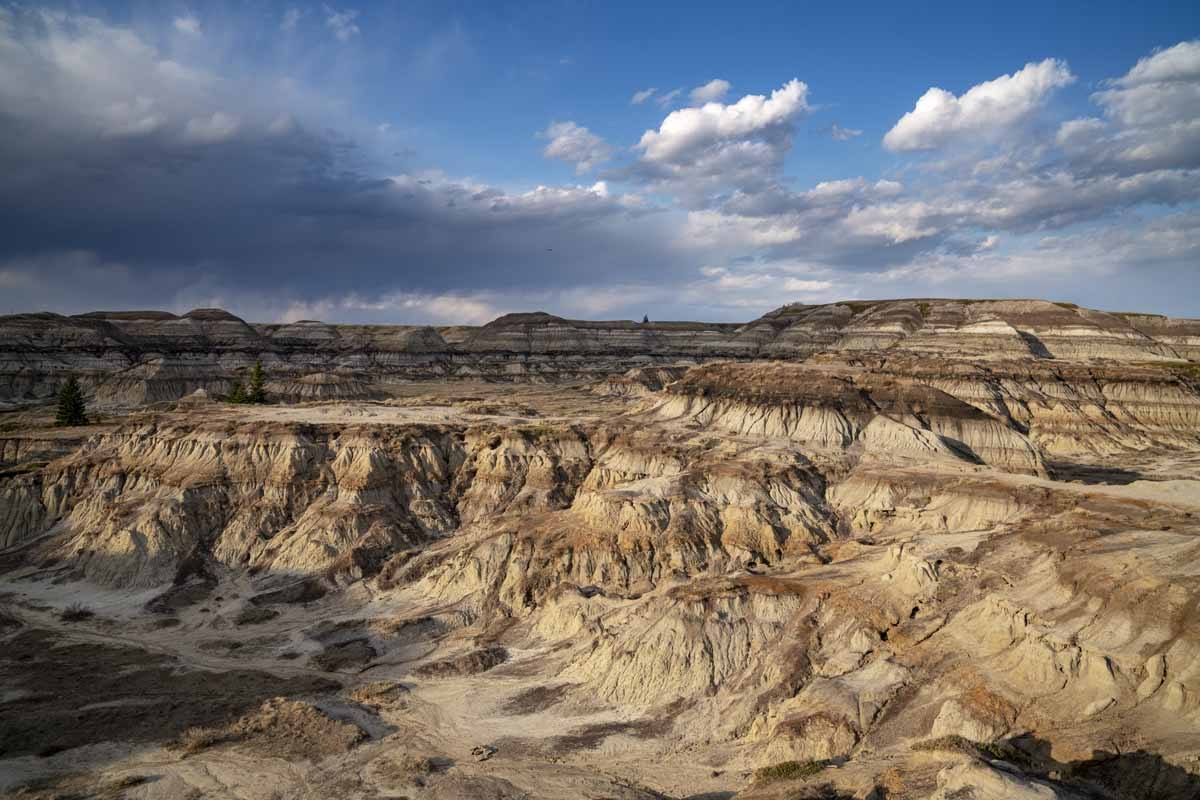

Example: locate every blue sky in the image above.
[1,1,1198,322]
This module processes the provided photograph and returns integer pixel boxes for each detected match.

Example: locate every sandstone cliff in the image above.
[3,299,1197,407]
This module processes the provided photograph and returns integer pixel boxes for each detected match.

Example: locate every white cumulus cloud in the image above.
[1117,39,1200,88]
[540,121,613,174]
[884,59,1075,151]
[637,79,810,163]
[1093,40,1200,129]
[1046,41,1200,173]
[690,78,731,104]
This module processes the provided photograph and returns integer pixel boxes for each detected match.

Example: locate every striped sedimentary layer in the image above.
[2,298,1198,407]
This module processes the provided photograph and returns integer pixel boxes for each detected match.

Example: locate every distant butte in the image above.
[2,298,1197,407]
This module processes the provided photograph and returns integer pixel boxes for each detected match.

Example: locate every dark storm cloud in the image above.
[2,8,1198,322]
[0,8,688,312]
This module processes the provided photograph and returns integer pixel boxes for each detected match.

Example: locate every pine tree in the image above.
[642,314,650,324]
[246,360,266,404]
[227,381,246,404]
[55,377,88,426]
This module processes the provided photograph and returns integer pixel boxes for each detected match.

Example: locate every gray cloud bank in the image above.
[1,9,1198,323]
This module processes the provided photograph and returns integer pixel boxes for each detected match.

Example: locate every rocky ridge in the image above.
[2,299,1198,407]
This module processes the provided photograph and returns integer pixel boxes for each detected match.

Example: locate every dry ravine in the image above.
[1,299,1199,800]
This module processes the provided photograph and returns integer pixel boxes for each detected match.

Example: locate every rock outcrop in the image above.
[649,361,1051,475]
[3,298,1200,800]
[3,299,1197,407]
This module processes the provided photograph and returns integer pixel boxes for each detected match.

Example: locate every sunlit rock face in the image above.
[3,299,1198,408]
[2,299,1200,800]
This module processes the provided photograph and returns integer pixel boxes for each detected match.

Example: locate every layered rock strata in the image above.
[2,303,1200,799]
[3,299,1198,407]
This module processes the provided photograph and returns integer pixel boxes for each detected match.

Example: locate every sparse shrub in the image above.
[227,380,247,403]
[218,697,366,758]
[175,725,228,755]
[228,361,269,404]
[913,734,979,755]
[754,759,828,782]
[977,739,1034,766]
[54,376,88,426]
[349,680,411,709]
[369,751,437,789]
[247,360,267,404]
[59,602,94,622]
[395,753,434,776]
[912,735,1033,768]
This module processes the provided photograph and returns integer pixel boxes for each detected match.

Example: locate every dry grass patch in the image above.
[414,645,507,678]
[59,603,94,622]
[348,680,410,709]
[173,698,366,760]
[175,725,230,755]
[312,638,377,671]
[363,750,443,792]
[912,735,1033,768]
[754,759,829,782]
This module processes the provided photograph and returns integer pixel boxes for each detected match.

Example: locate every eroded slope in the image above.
[1,357,1199,800]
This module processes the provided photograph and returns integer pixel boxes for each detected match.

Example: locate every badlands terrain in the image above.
[1,298,1199,799]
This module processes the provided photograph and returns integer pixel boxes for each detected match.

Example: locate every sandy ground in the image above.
[0,553,747,799]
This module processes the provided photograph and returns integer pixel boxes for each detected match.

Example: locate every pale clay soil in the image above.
[2,376,1200,800]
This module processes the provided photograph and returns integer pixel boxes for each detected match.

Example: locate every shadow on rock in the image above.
[1002,733,1200,800]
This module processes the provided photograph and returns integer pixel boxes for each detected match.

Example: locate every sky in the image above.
[1,1,1198,324]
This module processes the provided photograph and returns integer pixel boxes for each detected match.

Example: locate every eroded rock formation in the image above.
[3,298,1198,407]
[1,299,1199,800]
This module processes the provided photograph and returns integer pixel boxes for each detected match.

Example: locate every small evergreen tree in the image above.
[227,381,246,404]
[55,377,88,426]
[642,314,650,324]
[246,360,266,404]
